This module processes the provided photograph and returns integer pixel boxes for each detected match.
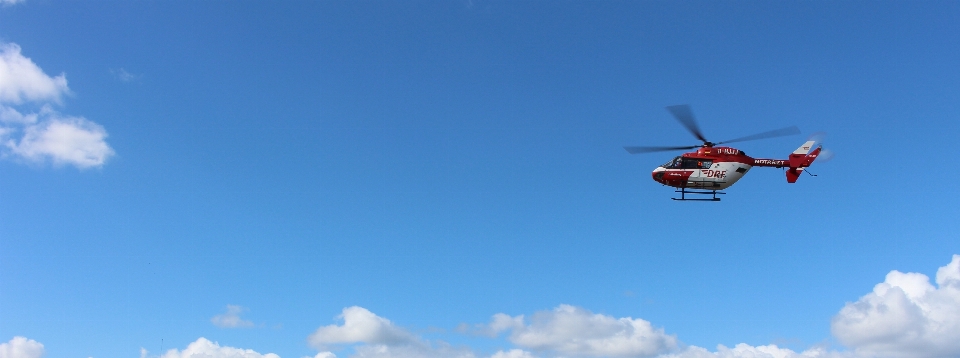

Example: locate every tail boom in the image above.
[751,141,823,183]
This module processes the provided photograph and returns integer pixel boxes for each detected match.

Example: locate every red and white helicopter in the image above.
[624,105,823,201]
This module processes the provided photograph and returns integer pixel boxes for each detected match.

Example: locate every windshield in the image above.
[662,156,682,168]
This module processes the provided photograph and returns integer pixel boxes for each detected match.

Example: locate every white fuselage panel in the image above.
[653,161,752,190]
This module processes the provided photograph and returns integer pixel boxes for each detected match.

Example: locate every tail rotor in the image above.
[806,132,835,163]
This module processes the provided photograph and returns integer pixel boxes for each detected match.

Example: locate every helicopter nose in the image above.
[652,169,666,184]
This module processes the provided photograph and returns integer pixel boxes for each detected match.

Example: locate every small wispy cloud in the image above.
[0,0,25,7]
[110,68,139,82]
[211,304,255,328]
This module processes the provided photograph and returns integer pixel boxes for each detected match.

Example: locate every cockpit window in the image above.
[662,156,682,169]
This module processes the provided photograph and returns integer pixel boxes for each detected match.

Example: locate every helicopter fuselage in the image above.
[651,146,790,190]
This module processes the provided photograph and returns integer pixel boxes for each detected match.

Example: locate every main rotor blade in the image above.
[665,105,708,143]
[717,126,801,145]
[624,145,700,154]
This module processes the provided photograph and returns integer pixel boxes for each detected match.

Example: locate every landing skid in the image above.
[672,188,725,201]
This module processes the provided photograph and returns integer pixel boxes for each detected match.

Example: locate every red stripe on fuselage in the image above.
[652,170,694,187]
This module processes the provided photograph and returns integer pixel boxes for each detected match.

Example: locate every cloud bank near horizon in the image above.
[7,255,960,358]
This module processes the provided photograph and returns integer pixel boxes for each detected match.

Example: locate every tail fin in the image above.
[786,141,821,183]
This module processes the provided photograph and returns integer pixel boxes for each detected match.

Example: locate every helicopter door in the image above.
[680,158,714,188]
[679,158,702,187]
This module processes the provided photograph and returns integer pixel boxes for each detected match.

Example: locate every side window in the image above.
[681,158,713,169]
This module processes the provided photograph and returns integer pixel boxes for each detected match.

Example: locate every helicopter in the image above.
[624,105,822,201]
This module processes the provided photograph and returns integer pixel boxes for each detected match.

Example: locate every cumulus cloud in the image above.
[27,255,960,358]
[310,305,853,358]
[308,306,479,358]
[0,42,114,169]
[0,44,68,104]
[831,254,960,358]
[3,108,114,168]
[140,338,279,358]
[0,337,44,358]
[211,305,255,328]
[484,305,678,357]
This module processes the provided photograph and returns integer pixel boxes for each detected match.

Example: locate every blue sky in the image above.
[2,1,960,358]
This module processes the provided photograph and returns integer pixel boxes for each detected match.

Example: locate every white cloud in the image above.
[487,305,678,357]
[460,313,525,338]
[487,313,525,337]
[0,42,115,169]
[0,105,37,124]
[309,305,853,358]
[308,306,479,358]
[24,255,960,358]
[110,68,139,82]
[831,255,960,358]
[349,343,475,358]
[0,337,44,358]
[0,43,69,104]
[212,305,255,328]
[4,109,114,168]
[142,338,279,358]
[490,349,537,358]
[658,344,852,358]
[308,306,421,349]
[0,0,25,6]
